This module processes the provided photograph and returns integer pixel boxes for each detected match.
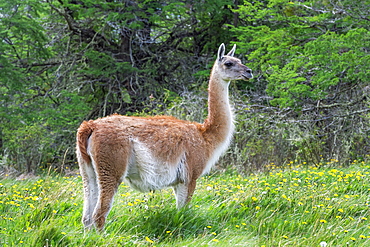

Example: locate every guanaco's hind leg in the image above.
[92,174,121,230]
[173,179,197,208]
[79,160,99,229]
[90,145,130,230]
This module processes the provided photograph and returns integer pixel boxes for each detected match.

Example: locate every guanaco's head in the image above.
[215,43,253,82]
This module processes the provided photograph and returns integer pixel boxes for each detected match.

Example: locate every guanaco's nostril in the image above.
[246,69,252,74]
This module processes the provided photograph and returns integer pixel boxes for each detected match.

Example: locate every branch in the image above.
[302,96,367,112]
[47,0,76,31]
[298,3,330,14]
[287,108,370,123]
[16,60,61,68]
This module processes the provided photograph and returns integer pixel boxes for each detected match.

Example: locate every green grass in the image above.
[1,159,369,246]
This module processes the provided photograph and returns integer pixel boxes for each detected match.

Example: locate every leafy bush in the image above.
[226,0,370,170]
[163,90,369,172]
[0,91,89,174]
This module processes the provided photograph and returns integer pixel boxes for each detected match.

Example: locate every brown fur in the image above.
[76,43,252,230]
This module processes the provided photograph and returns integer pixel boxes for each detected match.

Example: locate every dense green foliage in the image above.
[0,0,369,173]
[234,0,369,107]
[0,160,369,246]
[228,0,370,169]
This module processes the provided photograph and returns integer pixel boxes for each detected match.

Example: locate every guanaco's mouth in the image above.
[242,73,253,81]
[241,74,252,80]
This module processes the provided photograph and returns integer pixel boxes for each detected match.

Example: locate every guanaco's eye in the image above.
[224,62,234,67]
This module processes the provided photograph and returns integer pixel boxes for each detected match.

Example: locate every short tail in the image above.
[76,120,94,164]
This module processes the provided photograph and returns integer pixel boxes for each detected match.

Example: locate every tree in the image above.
[229,0,370,164]
[0,0,239,173]
[2,0,368,173]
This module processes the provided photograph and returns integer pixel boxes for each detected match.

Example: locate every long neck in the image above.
[203,67,234,145]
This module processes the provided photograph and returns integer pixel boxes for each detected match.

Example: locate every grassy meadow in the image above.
[0,159,369,246]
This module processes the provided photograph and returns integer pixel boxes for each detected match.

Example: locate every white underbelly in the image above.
[124,139,187,192]
[124,163,184,192]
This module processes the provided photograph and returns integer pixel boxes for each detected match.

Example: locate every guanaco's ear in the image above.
[217,43,225,61]
[226,44,236,57]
